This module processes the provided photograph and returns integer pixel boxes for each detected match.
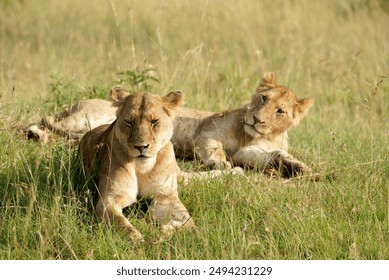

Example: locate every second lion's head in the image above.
[244,72,313,139]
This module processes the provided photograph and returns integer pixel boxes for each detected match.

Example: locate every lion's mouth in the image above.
[138,154,151,159]
[135,153,151,159]
[130,151,151,158]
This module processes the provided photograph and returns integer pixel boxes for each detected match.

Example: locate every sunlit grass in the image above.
[0,0,388,259]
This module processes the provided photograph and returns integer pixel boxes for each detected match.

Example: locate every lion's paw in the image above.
[231,166,245,175]
[202,159,232,170]
[268,151,311,178]
[127,228,144,243]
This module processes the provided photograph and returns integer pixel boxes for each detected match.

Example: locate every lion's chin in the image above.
[134,157,157,174]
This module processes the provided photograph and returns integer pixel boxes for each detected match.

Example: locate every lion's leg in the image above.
[96,173,143,242]
[232,146,311,177]
[232,146,273,169]
[194,138,232,169]
[41,103,91,140]
[42,114,89,140]
[148,194,195,235]
[96,197,143,241]
[177,167,244,185]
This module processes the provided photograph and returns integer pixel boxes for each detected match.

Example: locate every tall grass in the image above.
[0,0,388,259]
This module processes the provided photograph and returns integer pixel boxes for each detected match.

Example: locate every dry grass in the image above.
[0,0,388,259]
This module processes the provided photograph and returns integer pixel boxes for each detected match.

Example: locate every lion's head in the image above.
[112,90,183,172]
[244,72,313,139]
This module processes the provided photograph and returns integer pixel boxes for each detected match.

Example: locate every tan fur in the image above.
[26,86,127,143]
[25,73,312,177]
[78,91,195,241]
[171,72,314,177]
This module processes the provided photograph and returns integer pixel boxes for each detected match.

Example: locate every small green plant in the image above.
[46,75,86,110]
[115,67,159,93]
[45,68,160,110]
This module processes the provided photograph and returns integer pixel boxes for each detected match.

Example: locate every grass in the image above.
[0,0,388,259]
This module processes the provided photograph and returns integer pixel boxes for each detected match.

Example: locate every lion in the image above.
[26,86,127,143]
[171,72,314,177]
[78,90,196,241]
[26,72,313,178]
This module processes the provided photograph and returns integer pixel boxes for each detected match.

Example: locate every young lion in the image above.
[78,91,195,241]
[171,72,314,177]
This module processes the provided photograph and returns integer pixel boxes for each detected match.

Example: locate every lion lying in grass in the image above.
[26,86,126,143]
[172,72,314,177]
[26,72,313,178]
[78,90,195,241]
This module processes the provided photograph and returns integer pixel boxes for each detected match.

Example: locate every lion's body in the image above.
[172,73,313,177]
[78,91,194,241]
[26,87,125,143]
[26,73,313,178]
[45,99,117,138]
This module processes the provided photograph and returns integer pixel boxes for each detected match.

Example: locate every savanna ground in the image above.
[0,0,388,260]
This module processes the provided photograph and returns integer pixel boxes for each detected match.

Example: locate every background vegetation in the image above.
[0,0,388,259]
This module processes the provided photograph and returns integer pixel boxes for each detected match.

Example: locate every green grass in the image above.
[0,0,388,259]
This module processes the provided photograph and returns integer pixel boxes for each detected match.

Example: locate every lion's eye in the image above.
[151,119,159,126]
[261,95,268,103]
[276,108,285,114]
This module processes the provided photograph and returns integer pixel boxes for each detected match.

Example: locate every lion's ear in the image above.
[257,72,276,92]
[162,90,184,110]
[114,99,126,117]
[110,86,131,117]
[293,97,314,125]
[109,86,130,102]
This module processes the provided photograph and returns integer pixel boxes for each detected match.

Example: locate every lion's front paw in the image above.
[231,166,245,175]
[161,217,196,238]
[269,151,311,178]
[280,156,311,177]
[202,159,232,170]
[126,227,144,243]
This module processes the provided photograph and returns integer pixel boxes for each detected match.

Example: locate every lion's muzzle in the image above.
[131,142,154,158]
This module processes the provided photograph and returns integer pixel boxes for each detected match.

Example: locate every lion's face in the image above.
[113,91,183,168]
[244,73,313,138]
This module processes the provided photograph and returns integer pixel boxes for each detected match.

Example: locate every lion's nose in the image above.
[133,143,150,152]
